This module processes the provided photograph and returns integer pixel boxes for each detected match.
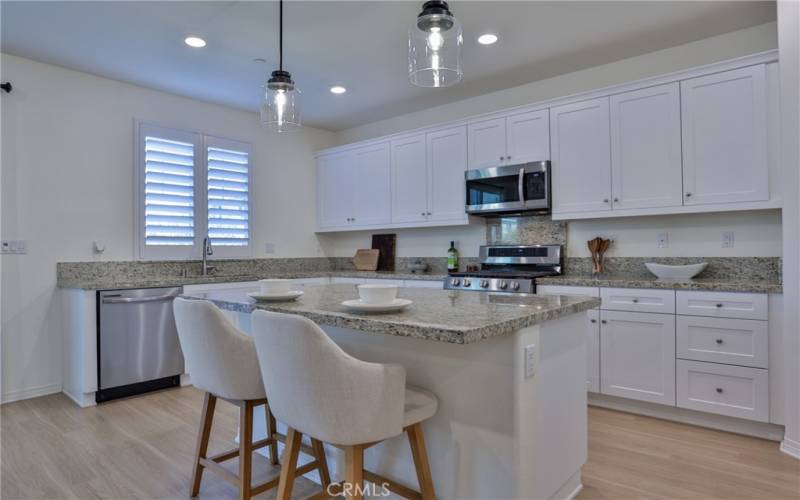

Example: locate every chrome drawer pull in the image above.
[715,339,724,345]
[715,303,723,308]
[632,298,639,303]
[590,319,597,324]
[716,388,724,394]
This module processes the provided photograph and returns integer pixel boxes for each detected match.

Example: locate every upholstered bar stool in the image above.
[173,298,331,499]
[251,310,438,500]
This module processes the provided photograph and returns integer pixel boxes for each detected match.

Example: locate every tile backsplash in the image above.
[486,215,567,246]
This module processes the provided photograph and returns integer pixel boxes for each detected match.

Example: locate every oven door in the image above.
[465,161,550,214]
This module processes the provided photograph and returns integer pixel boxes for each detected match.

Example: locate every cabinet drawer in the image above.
[676,316,768,368]
[537,285,600,309]
[676,291,767,320]
[677,360,768,422]
[600,287,675,314]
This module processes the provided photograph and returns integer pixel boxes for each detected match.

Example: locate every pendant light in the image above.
[408,0,463,88]
[261,0,300,132]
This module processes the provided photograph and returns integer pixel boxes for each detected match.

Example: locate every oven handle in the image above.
[518,168,526,207]
[101,292,181,304]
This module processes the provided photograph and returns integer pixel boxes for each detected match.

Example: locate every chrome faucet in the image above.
[202,236,215,276]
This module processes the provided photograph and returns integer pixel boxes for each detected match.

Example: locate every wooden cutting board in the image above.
[352,249,380,271]
[371,234,396,272]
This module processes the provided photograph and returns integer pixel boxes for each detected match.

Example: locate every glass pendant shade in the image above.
[408,0,463,88]
[261,70,301,132]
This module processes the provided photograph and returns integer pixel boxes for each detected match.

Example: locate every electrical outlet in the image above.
[657,232,669,249]
[1,240,26,254]
[524,344,536,378]
[722,231,735,248]
[264,242,276,254]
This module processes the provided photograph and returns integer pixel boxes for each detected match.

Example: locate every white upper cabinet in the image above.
[468,117,506,170]
[680,65,768,205]
[317,151,355,228]
[506,109,550,164]
[428,126,468,222]
[467,109,550,170]
[391,134,428,224]
[353,142,391,226]
[551,97,612,214]
[610,83,683,210]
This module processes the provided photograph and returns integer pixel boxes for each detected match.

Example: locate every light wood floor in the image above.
[2,387,798,500]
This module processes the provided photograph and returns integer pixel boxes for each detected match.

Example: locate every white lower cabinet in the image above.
[677,360,769,422]
[586,310,601,393]
[676,315,768,368]
[600,310,676,405]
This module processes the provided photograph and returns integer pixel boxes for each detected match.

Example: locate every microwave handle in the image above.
[518,168,526,207]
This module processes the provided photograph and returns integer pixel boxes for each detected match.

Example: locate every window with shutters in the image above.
[135,122,253,260]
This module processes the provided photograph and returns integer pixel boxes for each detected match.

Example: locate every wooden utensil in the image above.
[587,237,610,274]
[352,249,380,271]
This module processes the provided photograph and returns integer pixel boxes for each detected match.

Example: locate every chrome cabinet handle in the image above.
[715,339,724,345]
[102,292,181,304]
[613,197,619,202]
[499,156,504,161]
[632,299,639,303]
[686,192,692,197]
[507,155,512,160]
[716,303,723,308]
[427,211,432,216]
[518,168,525,207]
[590,319,597,324]
[716,388,724,394]
[421,212,426,216]
[601,320,607,324]
[603,198,609,203]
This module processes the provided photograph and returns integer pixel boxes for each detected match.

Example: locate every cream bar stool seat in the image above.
[173,298,331,500]
[251,310,438,500]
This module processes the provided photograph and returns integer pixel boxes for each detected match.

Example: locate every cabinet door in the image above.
[600,310,676,405]
[353,142,391,226]
[587,310,601,393]
[427,126,468,222]
[317,151,355,228]
[506,109,550,163]
[550,97,612,214]
[467,117,506,170]
[680,65,768,205]
[391,135,429,224]
[610,83,683,209]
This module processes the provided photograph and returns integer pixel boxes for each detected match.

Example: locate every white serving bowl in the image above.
[357,284,399,305]
[259,279,291,295]
[645,262,708,280]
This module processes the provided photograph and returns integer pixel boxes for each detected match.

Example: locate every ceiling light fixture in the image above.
[408,0,463,88]
[261,0,301,132]
[477,33,498,45]
[184,36,207,48]
[330,85,347,94]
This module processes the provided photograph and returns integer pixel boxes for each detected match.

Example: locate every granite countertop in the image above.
[183,284,601,344]
[536,275,782,294]
[57,270,448,290]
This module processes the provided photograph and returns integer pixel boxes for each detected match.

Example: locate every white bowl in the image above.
[259,279,291,294]
[645,262,708,280]
[357,284,399,305]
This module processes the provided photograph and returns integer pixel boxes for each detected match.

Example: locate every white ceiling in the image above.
[1,1,776,131]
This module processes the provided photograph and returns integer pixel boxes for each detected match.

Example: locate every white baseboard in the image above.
[62,388,97,408]
[552,470,583,500]
[780,437,800,460]
[1,383,62,404]
[589,393,785,442]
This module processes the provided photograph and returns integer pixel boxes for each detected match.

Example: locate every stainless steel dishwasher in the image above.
[97,287,184,403]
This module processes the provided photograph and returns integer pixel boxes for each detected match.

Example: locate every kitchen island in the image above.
[184,284,600,500]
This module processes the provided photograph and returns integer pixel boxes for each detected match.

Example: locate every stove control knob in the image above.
[462,279,471,287]
[498,280,508,290]
[511,281,520,290]
[480,279,489,288]
[451,278,461,287]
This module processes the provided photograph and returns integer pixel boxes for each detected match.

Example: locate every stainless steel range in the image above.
[444,244,562,294]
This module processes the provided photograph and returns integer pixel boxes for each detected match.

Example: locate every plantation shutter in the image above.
[143,135,196,246]
[206,138,251,249]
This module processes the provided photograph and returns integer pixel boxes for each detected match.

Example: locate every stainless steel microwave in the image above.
[465,161,551,216]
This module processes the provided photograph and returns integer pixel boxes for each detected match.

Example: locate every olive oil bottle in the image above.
[447,241,459,272]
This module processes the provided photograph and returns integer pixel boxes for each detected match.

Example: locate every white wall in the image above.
[0,54,337,402]
[324,23,781,260]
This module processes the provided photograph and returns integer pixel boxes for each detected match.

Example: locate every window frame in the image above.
[134,120,254,261]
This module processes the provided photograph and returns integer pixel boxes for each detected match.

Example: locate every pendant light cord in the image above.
[279,0,283,72]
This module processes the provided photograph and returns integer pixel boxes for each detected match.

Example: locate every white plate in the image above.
[247,290,304,302]
[341,298,412,313]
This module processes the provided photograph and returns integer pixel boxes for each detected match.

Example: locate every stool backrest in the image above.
[252,310,406,446]
[173,298,265,401]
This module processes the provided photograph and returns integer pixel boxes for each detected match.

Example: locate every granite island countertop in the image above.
[183,284,601,344]
[536,275,782,294]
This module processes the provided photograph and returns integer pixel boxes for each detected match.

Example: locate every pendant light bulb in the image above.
[409,0,462,88]
[261,0,301,132]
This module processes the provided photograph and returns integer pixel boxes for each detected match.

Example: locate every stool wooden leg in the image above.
[311,438,331,490]
[277,427,303,500]
[265,404,280,466]
[344,445,364,500]
[190,392,217,497]
[407,423,435,500]
[239,400,254,500]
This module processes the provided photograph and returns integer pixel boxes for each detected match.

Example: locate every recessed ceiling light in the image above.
[330,85,347,94]
[477,33,498,45]
[184,36,207,48]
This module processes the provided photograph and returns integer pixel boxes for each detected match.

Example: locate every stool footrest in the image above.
[364,470,422,500]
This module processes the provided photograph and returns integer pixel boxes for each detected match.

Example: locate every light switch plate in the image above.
[722,231,735,248]
[524,344,536,378]
[1,240,27,254]
[657,232,669,249]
